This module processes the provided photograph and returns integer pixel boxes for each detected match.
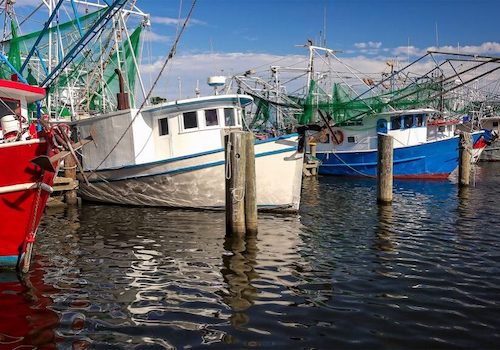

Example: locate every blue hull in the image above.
[317,134,482,179]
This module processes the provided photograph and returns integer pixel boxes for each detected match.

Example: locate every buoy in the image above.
[0,114,20,141]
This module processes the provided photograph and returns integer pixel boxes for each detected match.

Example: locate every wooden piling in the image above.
[64,154,78,205]
[377,133,393,204]
[244,133,258,233]
[458,132,472,187]
[310,142,317,176]
[225,131,247,234]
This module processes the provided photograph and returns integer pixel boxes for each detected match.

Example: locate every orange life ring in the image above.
[330,128,344,145]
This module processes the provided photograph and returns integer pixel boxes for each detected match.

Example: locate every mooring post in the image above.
[377,133,393,204]
[459,132,472,187]
[310,142,317,176]
[64,154,78,205]
[225,131,247,234]
[244,132,258,233]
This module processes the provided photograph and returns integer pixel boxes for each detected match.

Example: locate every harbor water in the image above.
[1,163,500,349]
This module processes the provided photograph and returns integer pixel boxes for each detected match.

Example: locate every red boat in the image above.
[0,79,60,272]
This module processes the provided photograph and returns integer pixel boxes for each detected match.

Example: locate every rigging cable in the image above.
[90,0,197,175]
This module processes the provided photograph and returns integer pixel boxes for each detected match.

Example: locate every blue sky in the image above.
[143,0,499,56]
[136,0,500,98]
[12,0,500,99]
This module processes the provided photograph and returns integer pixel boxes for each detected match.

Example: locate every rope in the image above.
[91,0,197,174]
[326,149,376,178]
[231,186,245,202]
[225,139,232,180]
[20,177,43,272]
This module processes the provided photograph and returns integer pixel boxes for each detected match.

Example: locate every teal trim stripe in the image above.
[0,255,18,267]
[91,133,298,173]
[88,146,297,184]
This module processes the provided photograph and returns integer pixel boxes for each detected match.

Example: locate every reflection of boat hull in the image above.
[0,263,59,348]
[317,132,483,179]
[0,139,56,268]
[480,140,500,161]
[79,135,303,211]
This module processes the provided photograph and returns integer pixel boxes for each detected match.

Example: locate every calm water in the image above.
[1,163,500,349]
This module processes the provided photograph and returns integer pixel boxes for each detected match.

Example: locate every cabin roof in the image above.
[0,79,45,103]
[143,94,253,114]
[377,108,438,117]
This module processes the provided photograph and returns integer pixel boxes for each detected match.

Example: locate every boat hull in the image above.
[317,132,484,179]
[0,140,56,268]
[79,135,304,211]
[479,140,500,162]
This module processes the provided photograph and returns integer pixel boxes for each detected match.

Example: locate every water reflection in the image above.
[375,204,395,253]
[221,231,258,328]
[0,262,59,349]
[4,163,500,349]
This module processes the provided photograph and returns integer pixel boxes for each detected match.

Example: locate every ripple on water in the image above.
[2,163,499,348]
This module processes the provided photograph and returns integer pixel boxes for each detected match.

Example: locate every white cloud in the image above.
[392,45,425,57]
[142,30,170,43]
[426,42,500,55]
[354,41,382,49]
[151,16,206,26]
[137,41,500,101]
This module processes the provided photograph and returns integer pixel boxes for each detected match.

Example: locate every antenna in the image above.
[407,37,410,63]
[323,3,327,47]
[435,22,439,48]
[195,79,200,97]
[178,77,182,99]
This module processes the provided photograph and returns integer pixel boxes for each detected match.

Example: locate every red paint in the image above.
[427,119,460,126]
[0,79,46,98]
[0,260,61,349]
[0,138,58,261]
[0,81,57,269]
[473,136,487,149]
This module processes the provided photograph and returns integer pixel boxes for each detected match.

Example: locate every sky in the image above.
[12,0,500,100]
[138,0,500,99]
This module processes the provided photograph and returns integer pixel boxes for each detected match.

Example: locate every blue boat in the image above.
[312,108,487,179]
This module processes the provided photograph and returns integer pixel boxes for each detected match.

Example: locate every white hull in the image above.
[480,142,500,162]
[80,135,303,211]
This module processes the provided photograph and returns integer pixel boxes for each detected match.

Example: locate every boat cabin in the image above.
[76,94,253,170]
[0,79,45,142]
[315,108,442,152]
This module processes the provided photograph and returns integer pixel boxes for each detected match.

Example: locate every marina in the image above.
[0,0,500,348]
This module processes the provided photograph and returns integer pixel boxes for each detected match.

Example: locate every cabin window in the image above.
[347,136,357,143]
[493,121,499,127]
[204,109,218,127]
[390,116,401,130]
[0,98,20,117]
[403,115,413,128]
[158,117,169,136]
[224,108,235,126]
[183,111,198,129]
[438,125,445,132]
[415,114,424,127]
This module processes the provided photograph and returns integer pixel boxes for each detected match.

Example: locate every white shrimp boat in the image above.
[75,93,304,211]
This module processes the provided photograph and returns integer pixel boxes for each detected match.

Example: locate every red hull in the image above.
[0,139,57,267]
